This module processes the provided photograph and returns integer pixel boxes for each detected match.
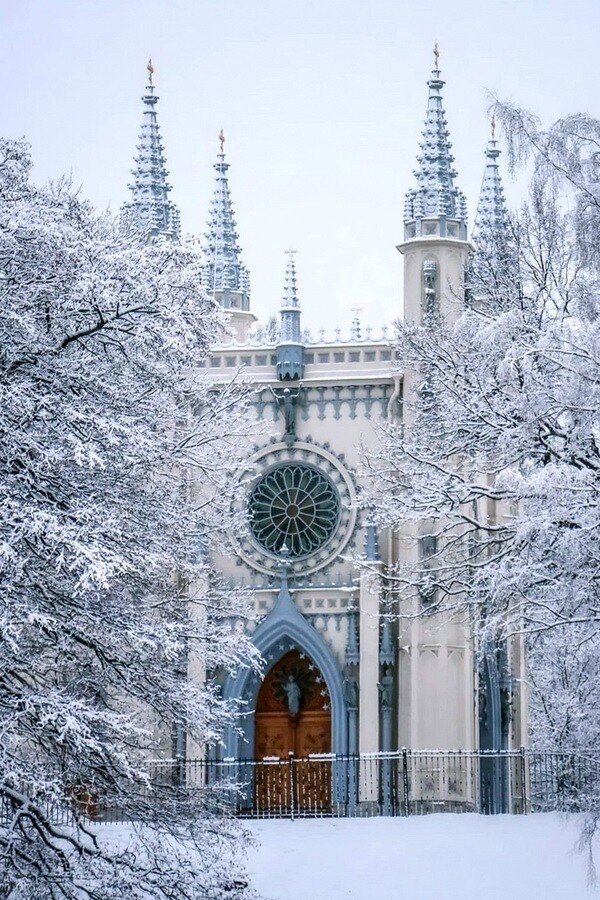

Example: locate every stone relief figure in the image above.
[283,674,302,715]
[343,675,359,710]
[271,386,302,438]
[422,258,438,319]
[379,674,394,710]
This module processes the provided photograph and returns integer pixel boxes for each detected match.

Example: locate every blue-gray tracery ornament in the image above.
[249,464,340,558]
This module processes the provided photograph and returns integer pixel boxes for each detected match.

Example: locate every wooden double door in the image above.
[254,649,331,810]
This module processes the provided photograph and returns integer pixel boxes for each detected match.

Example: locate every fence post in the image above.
[520,746,528,814]
[402,748,410,817]
[289,752,295,821]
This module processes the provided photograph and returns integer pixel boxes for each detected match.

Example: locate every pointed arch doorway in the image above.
[254,648,331,810]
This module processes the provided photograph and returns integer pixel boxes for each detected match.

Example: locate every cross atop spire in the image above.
[121,61,180,240]
[202,136,251,309]
[403,52,468,241]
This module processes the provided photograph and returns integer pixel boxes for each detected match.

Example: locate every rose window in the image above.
[249,464,341,559]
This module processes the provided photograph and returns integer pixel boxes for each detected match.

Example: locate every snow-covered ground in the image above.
[245,813,593,900]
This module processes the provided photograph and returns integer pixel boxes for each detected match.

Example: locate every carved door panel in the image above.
[295,712,331,756]
[254,713,290,810]
[295,712,331,809]
[254,650,332,811]
[254,713,293,759]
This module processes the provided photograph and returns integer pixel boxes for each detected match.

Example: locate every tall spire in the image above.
[202,132,251,312]
[280,248,301,342]
[121,60,180,240]
[469,122,515,304]
[404,46,468,241]
[276,249,304,381]
[473,119,509,242]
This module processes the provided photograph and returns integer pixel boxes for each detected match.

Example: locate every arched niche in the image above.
[219,578,347,760]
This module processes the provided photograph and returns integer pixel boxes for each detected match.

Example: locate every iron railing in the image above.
[5,749,600,824]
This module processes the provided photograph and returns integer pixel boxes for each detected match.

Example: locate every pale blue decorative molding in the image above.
[252,384,393,424]
[379,619,395,668]
[364,523,380,561]
[220,564,348,759]
[345,609,360,666]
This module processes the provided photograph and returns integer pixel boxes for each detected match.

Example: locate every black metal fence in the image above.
[6,749,600,825]
[105,749,600,820]
[197,750,523,819]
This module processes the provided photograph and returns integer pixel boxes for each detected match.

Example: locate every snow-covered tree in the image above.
[0,138,260,899]
[362,105,600,744]
[528,626,600,751]
[248,314,280,344]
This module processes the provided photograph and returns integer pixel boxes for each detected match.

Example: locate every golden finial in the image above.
[491,115,496,140]
[218,129,225,153]
[433,42,440,68]
[147,58,154,85]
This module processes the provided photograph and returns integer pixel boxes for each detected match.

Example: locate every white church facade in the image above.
[123,52,527,813]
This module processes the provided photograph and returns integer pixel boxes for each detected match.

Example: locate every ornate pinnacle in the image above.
[402,51,468,240]
[277,250,304,379]
[491,115,496,139]
[202,138,251,298]
[121,63,180,240]
[433,42,440,69]
[473,129,509,244]
[282,249,300,309]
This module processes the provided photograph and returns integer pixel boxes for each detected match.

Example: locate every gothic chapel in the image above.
[122,52,526,812]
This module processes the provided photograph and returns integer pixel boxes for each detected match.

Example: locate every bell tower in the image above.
[394,48,476,754]
[397,46,471,327]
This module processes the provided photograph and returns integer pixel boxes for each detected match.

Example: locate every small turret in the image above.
[276,249,304,381]
[121,59,180,241]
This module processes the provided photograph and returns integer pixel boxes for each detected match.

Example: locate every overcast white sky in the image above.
[2,0,598,333]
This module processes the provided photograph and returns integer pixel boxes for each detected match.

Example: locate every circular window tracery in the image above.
[249,464,340,559]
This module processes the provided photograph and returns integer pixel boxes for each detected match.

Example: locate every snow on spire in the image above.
[404,46,468,241]
[277,249,304,380]
[202,131,251,308]
[280,248,301,342]
[473,117,509,242]
[469,120,516,305]
[282,248,299,308]
[121,59,181,240]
